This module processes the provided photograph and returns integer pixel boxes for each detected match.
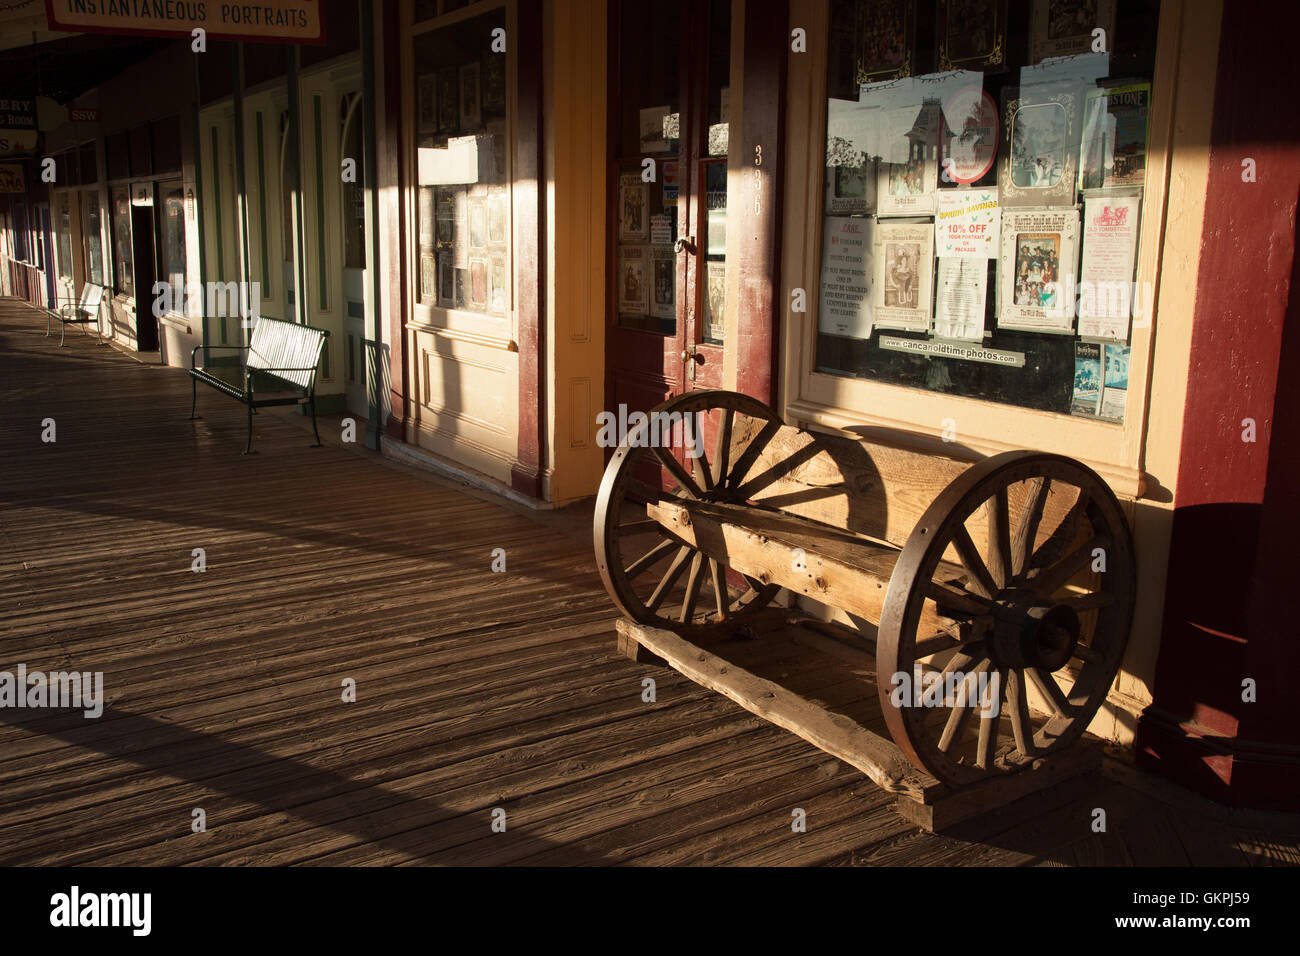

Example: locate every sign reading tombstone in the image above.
[43,0,325,44]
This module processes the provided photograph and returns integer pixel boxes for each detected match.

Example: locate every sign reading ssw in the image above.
[44,1,325,45]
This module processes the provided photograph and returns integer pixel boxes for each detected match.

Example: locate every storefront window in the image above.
[413,7,509,317]
[55,192,73,278]
[82,192,104,285]
[111,185,134,295]
[11,198,27,262]
[815,0,1158,424]
[161,182,186,296]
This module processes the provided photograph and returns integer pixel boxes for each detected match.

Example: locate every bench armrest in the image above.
[191,344,247,369]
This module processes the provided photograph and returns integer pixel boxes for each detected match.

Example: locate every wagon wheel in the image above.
[878,451,1136,787]
[595,389,783,628]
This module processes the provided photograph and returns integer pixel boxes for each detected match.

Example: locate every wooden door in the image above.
[606,0,734,427]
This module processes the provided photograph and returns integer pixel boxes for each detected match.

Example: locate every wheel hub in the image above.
[989,598,1079,670]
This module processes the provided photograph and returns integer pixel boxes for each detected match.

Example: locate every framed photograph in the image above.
[617,246,649,315]
[937,0,1008,72]
[1031,0,1117,63]
[469,256,488,308]
[999,86,1080,208]
[618,172,648,243]
[483,52,506,115]
[487,190,507,244]
[417,74,437,133]
[855,0,914,83]
[437,67,458,133]
[420,252,436,301]
[437,251,455,309]
[824,159,877,216]
[639,106,671,153]
[877,153,937,216]
[469,199,487,249]
[704,260,727,341]
[1079,83,1151,190]
[871,219,934,332]
[488,254,507,316]
[997,207,1079,333]
[650,246,675,321]
[459,62,482,131]
[939,86,998,185]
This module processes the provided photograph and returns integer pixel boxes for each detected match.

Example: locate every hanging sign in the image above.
[44,0,325,45]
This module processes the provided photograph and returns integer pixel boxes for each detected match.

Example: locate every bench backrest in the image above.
[246,318,327,390]
[81,284,104,312]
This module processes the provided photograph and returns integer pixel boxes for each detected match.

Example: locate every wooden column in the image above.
[511,0,546,498]
[1137,0,1300,811]
[730,0,787,406]
[376,0,408,442]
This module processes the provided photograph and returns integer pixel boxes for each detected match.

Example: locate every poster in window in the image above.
[459,62,482,131]
[998,207,1079,333]
[1100,343,1129,421]
[489,254,507,316]
[469,256,488,308]
[704,260,727,342]
[639,106,672,153]
[937,0,1007,72]
[662,162,679,204]
[453,189,469,268]
[483,52,506,115]
[1078,192,1140,341]
[855,0,913,83]
[618,172,648,242]
[1071,341,1102,416]
[939,87,998,184]
[1079,83,1150,190]
[437,252,454,309]
[487,191,507,245]
[417,74,437,133]
[437,67,458,133]
[421,252,436,301]
[933,258,988,341]
[877,154,937,217]
[1030,0,1117,63]
[469,199,487,249]
[824,159,876,216]
[435,187,454,245]
[872,220,933,332]
[819,215,874,339]
[999,87,1079,208]
[935,188,999,258]
[650,246,675,321]
[617,246,649,315]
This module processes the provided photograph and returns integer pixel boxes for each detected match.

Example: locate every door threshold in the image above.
[383,438,553,511]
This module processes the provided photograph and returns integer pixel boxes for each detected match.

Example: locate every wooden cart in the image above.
[594,390,1136,828]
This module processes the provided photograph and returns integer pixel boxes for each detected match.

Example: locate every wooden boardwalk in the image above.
[0,299,1295,866]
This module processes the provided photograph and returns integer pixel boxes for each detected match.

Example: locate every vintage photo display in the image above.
[650,247,675,321]
[1031,0,1117,63]
[618,172,648,243]
[427,182,509,315]
[937,0,1007,72]
[877,153,938,217]
[855,0,914,83]
[1080,83,1151,190]
[824,159,877,217]
[939,86,999,185]
[1072,341,1128,420]
[617,246,649,315]
[704,260,727,342]
[1000,87,1081,208]
[998,207,1080,333]
[872,219,933,332]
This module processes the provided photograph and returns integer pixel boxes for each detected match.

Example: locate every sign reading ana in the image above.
[45,0,324,44]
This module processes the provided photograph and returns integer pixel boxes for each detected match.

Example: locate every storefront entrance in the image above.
[605,0,733,422]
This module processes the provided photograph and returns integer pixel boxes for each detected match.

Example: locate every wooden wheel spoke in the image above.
[938,658,991,753]
[975,704,999,770]
[617,518,662,537]
[626,477,675,505]
[653,444,704,499]
[1073,642,1102,665]
[723,418,782,492]
[708,557,727,620]
[679,551,705,622]
[1028,666,1075,717]
[913,631,985,659]
[710,408,733,490]
[1007,668,1036,758]
[951,524,999,600]
[624,538,678,580]
[647,546,693,612]
[1029,534,1110,598]
[926,580,994,617]
[1011,476,1049,579]
[986,488,1013,589]
[1027,491,1090,574]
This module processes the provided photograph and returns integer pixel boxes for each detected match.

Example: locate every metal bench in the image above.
[595,389,1136,805]
[189,316,329,455]
[45,282,105,347]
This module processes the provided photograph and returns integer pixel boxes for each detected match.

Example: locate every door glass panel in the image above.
[413,8,509,316]
[111,186,133,295]
[55,192,73,278]
[699,0,730,345]
[82,192,104,285]
[160,183,186,295]
[615,0,680,336]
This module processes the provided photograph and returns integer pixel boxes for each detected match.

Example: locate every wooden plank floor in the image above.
[0,299,1295,866]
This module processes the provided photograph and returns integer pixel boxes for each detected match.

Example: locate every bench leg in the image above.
[45,312,52,337]
[59,321,67,347]
[243,402,255,455]
[189,377,199,420]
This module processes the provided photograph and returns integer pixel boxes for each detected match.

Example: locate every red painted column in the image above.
[1135,0,1300,810]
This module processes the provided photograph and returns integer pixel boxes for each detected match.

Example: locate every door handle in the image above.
[674,235,696,255]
